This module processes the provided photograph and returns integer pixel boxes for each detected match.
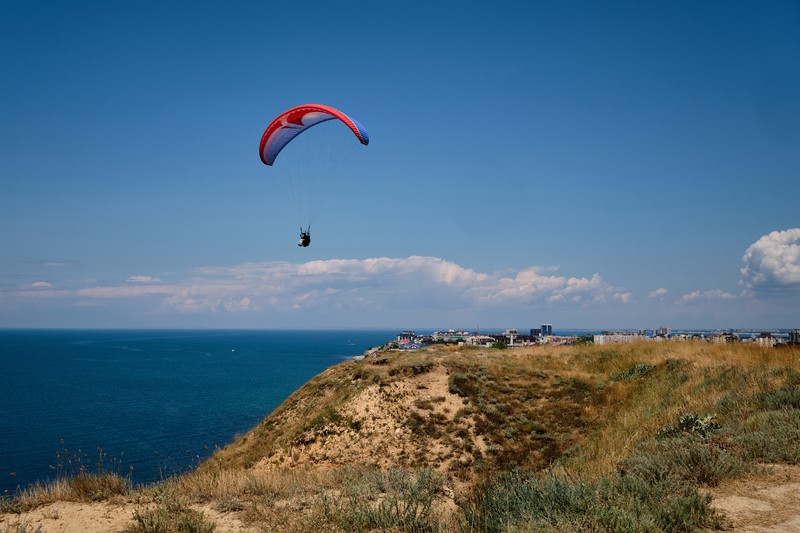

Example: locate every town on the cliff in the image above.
[376,326,800,352]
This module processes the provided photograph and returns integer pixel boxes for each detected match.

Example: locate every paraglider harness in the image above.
[298,227,311,247]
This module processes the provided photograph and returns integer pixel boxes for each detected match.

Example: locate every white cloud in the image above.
[740,228,800,291]
[31,281,53,288]
[648,287,668,299]
[677,289,736,305]
[615,292,633,304]
[127,275,163,284]
[77,285,177,298]
[14,256,633,317]
[169,257,631,314]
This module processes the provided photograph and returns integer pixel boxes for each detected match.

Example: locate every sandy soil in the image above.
[0,501,137,532]
[0,502,255,532]
[254,363,480,480]
[710,464,800,532]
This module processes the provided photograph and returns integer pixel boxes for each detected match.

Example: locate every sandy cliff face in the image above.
[254,363,484,476]
[206,345,603,487]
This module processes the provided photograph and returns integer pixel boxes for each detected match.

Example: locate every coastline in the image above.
[0,329,396,495]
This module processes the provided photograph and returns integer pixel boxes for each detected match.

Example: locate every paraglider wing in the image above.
[259,104,369,166]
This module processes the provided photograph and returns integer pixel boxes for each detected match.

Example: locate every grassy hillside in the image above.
[3,341,799,531]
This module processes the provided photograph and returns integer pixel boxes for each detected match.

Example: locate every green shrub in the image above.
[611,363,656,381]
[623,435,750,487]
[658,413,721,439]
[462,468,722,532]
[125,507,216,533]
[753,386,800,410]
[323,468,444,532]
[732,408,800,464]
[448,371,479,398]
[125,486,215,533]
[389,360,435,377]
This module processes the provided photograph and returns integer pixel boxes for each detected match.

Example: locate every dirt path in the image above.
[710,464,800,532]
[0,501,137,532]
[0,502,255,532]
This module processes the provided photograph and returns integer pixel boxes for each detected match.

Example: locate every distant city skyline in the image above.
[1,2,799,329]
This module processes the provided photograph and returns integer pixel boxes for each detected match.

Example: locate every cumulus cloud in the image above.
[475,269,625,305]
[15,256,633,316]
[740,228,800,291]
[127,275,163,284]
[615,292,633,304]
[30,281,53,288]
[171,257,631,314]
[648,287,668,299]
[677,289,736,305]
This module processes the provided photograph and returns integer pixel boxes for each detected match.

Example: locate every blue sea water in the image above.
[0,329,394,495]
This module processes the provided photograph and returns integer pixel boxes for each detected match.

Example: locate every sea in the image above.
[0,329,396,496]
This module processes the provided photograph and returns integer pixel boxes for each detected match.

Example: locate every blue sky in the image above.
[1,1,799,330]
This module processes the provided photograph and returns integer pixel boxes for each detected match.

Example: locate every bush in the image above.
[623,435,750,487]
[611,363,655,381]
[322,468,445,532]
[732,409,800,464]
[125,507,216,533]
[448,371,479,398]
[658,413,721,439]
[67,472,130,501]
[462,467,722,532]
[389,360,435,377]
[125,487,216,533]
[753,386,800,410]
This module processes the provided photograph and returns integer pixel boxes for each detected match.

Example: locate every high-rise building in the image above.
[654,327,671,338]
[541,324,553,336]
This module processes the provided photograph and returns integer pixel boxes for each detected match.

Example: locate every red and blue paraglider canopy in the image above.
[259,104,369,166]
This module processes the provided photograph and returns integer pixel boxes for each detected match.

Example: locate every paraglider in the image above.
[259,104,369,247]
[298,229,311,247]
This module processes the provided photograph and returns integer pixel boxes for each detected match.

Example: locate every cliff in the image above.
[3,342,800,532]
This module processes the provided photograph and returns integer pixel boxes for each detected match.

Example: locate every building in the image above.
[465,335,496,346]
[790,330,800,345]
[710,332,739,344]
[755,332,776,348]
[541,324,553,336]
[654,327,672,338]
[396,331,417,345]
[539,335,577,346]
[431,329,470,343]
[593,332,644,345]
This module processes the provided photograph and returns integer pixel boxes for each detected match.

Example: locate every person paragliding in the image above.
[298,227,311,247]
[259,104,369,247]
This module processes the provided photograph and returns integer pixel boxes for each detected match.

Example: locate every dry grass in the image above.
[162,465,337,504]
[560,341,800,477]
[4,473,130,514]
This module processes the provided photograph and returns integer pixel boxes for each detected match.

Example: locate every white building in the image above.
[754,333,776,348]
[593,333,644,345]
